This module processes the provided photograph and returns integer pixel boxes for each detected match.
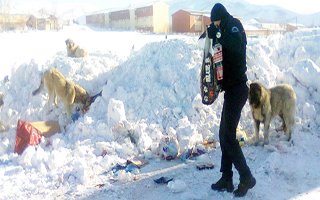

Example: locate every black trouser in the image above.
[219,81,251,179]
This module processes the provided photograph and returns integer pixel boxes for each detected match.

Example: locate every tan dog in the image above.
[32,68,91,119]
[65,39,88,58]
[248,82,296,145]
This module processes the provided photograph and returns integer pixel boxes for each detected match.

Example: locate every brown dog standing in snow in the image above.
[248,82,296,145]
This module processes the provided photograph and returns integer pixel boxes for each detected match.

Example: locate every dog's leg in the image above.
[263,116,271,145]
[45,89,55,114]
[281,115,287,134]
[53,93,58,107]
[276,114,285,132]
[283,114,294,141]
[253,120,260,145]
[66,104,73,120]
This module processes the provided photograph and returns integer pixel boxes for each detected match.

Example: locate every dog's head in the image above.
[65,38,75,49]
[82,93,92,113]
[82,91,103,113]
[73,85,91,113]
[249,82,263,108]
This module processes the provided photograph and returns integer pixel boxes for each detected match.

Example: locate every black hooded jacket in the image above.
[208,3,247,90]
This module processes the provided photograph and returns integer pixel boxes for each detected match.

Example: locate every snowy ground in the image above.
[0,26,319,200]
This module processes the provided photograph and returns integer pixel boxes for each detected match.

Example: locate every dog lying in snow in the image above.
[65,38,88,58]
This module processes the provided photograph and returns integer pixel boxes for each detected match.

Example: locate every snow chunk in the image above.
[167,179,187,193]
[107,98,127,126]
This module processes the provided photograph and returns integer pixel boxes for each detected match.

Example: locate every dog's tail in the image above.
[32,73,44,96]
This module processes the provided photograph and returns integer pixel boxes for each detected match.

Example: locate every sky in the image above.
[4,0,320,15]
[0,25,320,199]
[246,0,320,14]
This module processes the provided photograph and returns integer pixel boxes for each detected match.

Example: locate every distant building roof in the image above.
[172,9,210,17]
[185,10,210,16]
[287,23,304,27]
[88,1,168,15]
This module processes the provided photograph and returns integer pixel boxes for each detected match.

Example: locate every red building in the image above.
[172,9,211,33]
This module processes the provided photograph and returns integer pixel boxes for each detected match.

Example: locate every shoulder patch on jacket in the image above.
[231,26,239,33]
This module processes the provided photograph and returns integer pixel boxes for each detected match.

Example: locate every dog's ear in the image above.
[65,39,69,45]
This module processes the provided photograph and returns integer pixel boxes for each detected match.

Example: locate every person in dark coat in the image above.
[206,3,256,197]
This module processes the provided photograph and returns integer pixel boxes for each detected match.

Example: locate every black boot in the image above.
[233,175,256,197]
[211,174,234,193]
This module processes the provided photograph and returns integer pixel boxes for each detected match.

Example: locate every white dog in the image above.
[65,38,88,58]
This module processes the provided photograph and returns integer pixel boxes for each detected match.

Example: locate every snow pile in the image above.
[0,26,319,199]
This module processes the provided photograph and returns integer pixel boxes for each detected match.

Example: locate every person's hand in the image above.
[207,24,219,39]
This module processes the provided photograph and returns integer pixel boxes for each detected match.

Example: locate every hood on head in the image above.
[210,3,229,22]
